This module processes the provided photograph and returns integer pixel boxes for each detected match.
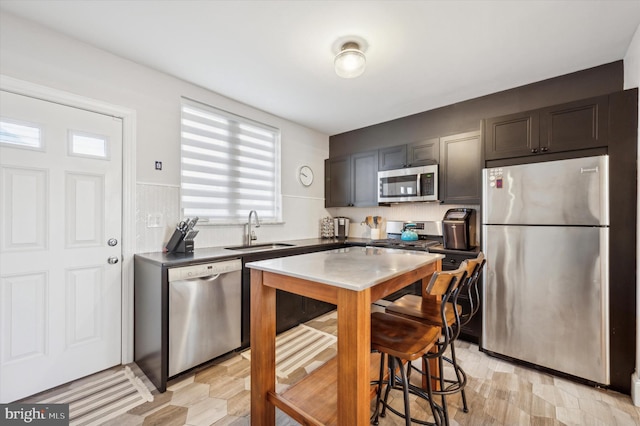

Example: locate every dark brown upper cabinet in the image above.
[325,150,378,207]
[324,155,350,207]
[484,95,609,161]
[378,138,440,170]
[440,131,481,205]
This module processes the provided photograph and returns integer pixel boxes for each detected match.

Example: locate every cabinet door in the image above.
[351,150,379,207]
[324,155,351,207]
[303,298,335,323]
[440,131,481,204]
[407,137,439,166]
[276,291,305,334]
[540,95,609,153]
[378,145,407,170]
[484,111,540,160]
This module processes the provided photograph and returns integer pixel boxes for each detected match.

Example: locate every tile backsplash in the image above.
[135,183,180,253]
[136,183,329,253]
[136,182,479,253]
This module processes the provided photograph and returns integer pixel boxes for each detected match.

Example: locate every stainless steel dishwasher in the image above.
[167,258,242,377]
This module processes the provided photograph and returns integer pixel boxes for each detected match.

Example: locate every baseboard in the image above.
[632,371,640,406]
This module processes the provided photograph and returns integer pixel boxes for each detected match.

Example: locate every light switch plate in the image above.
[147,213,163,228]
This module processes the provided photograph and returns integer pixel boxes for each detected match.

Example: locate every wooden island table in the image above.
[247,246,444,425]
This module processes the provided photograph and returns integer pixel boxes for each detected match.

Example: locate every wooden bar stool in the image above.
[371,269,464,426]
[384,259,478,426]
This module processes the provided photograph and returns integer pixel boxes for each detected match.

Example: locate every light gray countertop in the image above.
[246,246,444,291]
[133,238,367,267]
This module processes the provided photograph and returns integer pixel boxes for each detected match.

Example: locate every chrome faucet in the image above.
[245,210,261,245]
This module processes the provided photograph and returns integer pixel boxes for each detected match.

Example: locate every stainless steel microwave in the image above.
[377,164,439,203]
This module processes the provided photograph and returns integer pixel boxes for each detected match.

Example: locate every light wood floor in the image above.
[26,311,640,425]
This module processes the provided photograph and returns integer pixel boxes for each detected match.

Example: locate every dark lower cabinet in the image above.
[276,291,305,334]
[241,246,338,348]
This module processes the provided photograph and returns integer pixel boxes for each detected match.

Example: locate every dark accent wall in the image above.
[608,88,638,393]
[329,61,623,154]
[328,60,637,395]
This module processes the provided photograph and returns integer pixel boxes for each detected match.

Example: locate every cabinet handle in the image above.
[531,148,538,153]
[541,147,548,152]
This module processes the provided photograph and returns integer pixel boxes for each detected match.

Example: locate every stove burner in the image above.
[370,238,439,251]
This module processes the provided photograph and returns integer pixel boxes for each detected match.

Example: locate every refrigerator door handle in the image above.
[580,166,599,174]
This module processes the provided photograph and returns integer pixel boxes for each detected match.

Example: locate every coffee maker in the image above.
[442,208,476,250]
[333,217,350,240]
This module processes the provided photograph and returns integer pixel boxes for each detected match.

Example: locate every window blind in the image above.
[180,98,281,223]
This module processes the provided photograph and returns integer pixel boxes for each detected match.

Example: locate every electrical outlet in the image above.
[147,213,163,228]
[155,161,162,170]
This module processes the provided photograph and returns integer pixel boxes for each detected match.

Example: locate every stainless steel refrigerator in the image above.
[482,155,609,385]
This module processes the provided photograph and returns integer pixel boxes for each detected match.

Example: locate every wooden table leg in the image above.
[423,348,441,391]
[337,287,371,426]
[250,269,276,426]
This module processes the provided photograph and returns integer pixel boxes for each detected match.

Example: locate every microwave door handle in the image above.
[416,173,421,197]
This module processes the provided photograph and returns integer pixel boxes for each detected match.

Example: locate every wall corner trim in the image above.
[632,371,640,406]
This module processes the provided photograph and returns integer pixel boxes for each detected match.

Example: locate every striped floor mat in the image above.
[242,324,337,378]
[39,366,153,426]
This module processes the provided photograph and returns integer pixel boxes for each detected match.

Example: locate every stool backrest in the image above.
[461,252,485,320]
[423,265,468,355]
[424,265,467,302]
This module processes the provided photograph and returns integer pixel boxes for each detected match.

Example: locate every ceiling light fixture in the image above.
[334,41,366,78]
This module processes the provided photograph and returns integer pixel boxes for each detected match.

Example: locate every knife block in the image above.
[175,239,194,253]
[165,228,185,253]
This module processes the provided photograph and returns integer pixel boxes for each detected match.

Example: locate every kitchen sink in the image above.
[224,243,295,252]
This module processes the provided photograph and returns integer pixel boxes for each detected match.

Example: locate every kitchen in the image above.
[0,1,639,425]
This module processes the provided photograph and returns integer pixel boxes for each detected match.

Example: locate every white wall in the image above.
[624,22,640,406]
[0,11,330,253]
[328,203,479,239]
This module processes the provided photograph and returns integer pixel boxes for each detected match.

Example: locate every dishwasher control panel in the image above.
[168,259,242,281]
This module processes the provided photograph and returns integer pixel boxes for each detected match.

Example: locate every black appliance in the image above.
[442,208,476,250]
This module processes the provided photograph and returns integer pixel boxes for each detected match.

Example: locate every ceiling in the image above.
[1,1,639,135]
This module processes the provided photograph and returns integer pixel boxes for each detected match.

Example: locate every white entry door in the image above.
[0,90,122,402]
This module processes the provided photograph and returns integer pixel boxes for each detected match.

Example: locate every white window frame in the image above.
[180,98,282,224]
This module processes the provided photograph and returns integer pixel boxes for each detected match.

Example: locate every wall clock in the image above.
[298,165,314,187]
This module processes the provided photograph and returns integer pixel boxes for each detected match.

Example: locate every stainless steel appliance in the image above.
[168,259,242,377]
[482,156,609,384]
[333,217,350,239]
[442,208,476,250]
[369,221,441,302]
[378,164,439,203]
[369,220,442,250]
